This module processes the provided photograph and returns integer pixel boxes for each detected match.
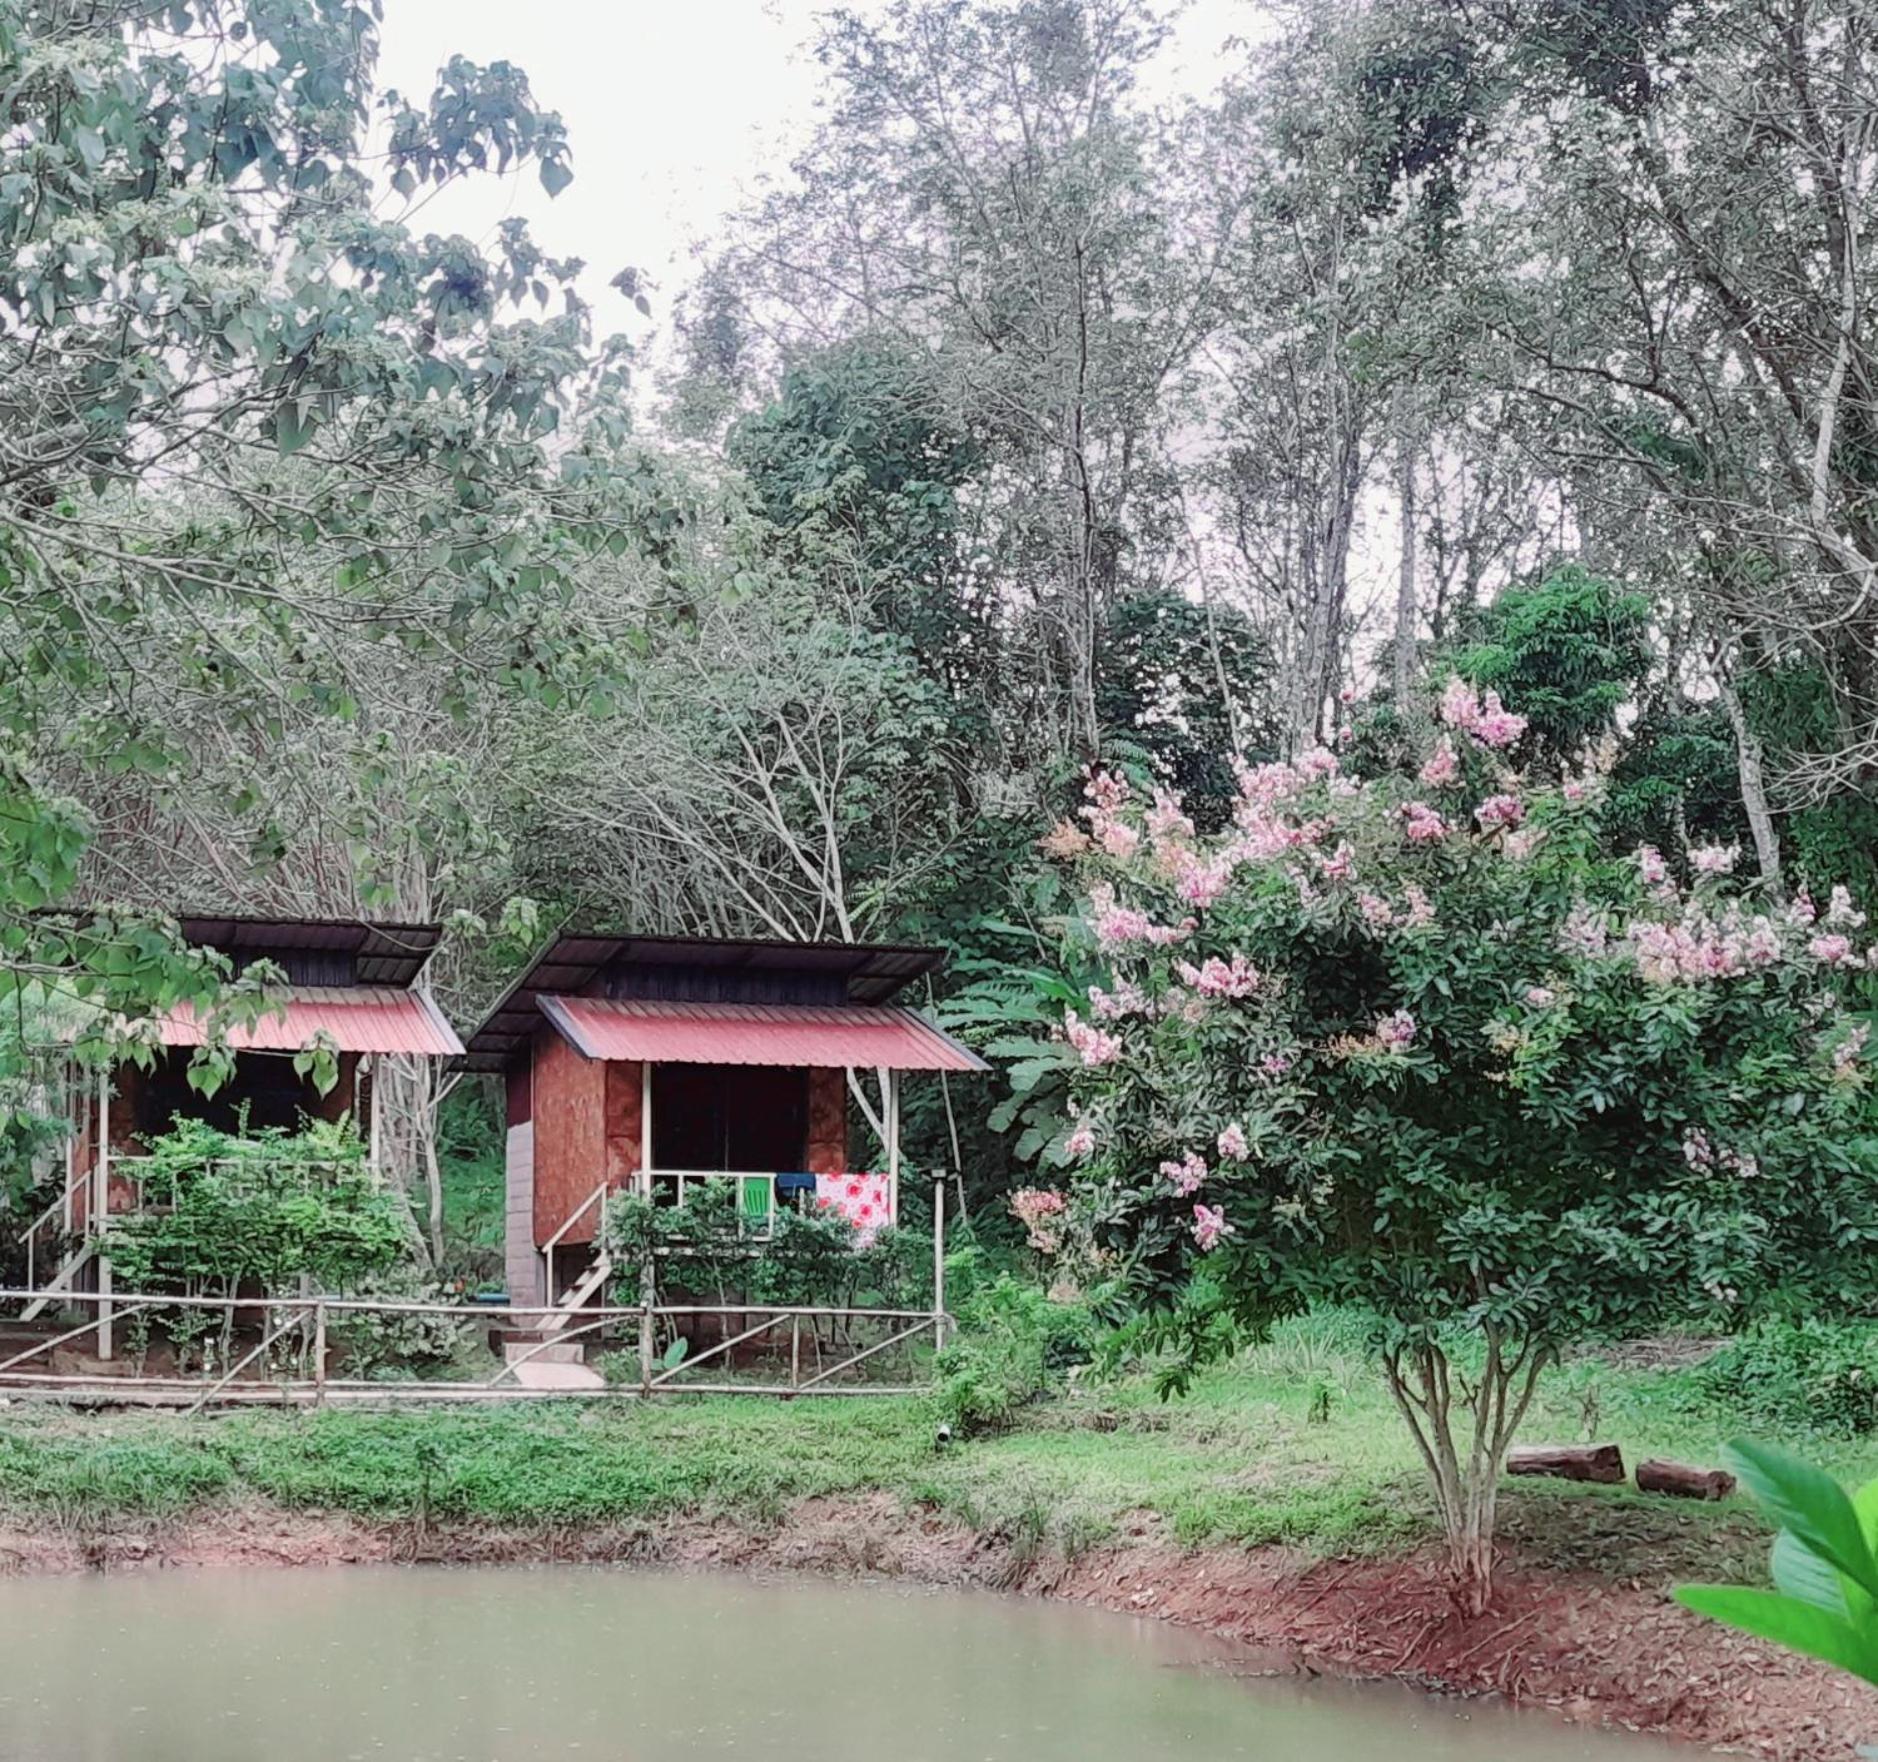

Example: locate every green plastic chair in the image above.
[739,1175,772,1232]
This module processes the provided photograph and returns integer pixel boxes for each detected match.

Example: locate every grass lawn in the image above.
[2,1309,1871,1584]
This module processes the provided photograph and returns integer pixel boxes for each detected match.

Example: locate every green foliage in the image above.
[1047,710,1878,1369]
[1679,1442,1878,1694]
[1698,1322,1878,1440]
[1452,566,1652,770]
[729,338,985,679]
[932,1247,1101,1435]
[1605,702,1747,862]
[436,1083,506,1283]
[1095,592,1278,832]
[603,1187,925,1312]
[1744,661,1878,913]
[1030,680,1878,1605]
[324,1266,476,1383]
[105,1116,406,1300]
[0,0,649,1175]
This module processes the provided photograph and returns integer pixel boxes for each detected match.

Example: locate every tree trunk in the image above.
[1392,398,1419,705]
[1718,674,1783,896]
[1382,1332,1554,1618]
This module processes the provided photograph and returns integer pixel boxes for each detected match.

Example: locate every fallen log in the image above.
[1636,1458,1736,1501]
[1506,1443,1626,1484]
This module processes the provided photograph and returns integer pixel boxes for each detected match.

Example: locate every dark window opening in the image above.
[650,1064,808,1172]
[134,1049,325,1141]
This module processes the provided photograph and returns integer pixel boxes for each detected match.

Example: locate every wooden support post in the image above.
[639,1060,653,1197]
[932,1171,947,1353]
[886,1069,901,1225]
[312,1300,328,1408]
[95,1256,113,1361]
[365,1055,382,1178]
[1507,1443,1625,1484]
[95,1071,109,1229]
[637,1253,655,1394]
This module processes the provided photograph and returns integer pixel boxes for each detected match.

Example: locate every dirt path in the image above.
[2,1496,1872,1758]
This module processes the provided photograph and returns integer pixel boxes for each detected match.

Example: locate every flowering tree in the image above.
[1034,680,1878,1614]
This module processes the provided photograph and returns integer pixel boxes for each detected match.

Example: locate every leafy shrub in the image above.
[1698,1320,1878,1438]
[326,1266,477,1382]
[933,1248,1100,1435]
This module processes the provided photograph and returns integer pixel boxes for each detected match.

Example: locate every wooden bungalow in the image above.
[22,915,463,1328]
[457,932,987,1317]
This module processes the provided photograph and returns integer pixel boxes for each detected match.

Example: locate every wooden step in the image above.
[503,1339,588,1367]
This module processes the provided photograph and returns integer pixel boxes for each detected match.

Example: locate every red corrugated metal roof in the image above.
[157,988,464,1057]
[538,997,987,1073]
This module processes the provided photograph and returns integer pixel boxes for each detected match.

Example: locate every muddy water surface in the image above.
[0,1565,1694,1759]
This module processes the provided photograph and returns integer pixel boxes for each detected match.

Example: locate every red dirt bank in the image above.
[1,1496,1871,1759]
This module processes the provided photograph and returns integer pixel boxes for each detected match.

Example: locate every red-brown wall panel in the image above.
[806,1066,848,1173]
[603,1058,644,1192]
[530,1029,606,1245]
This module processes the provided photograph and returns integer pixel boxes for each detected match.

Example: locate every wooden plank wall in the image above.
[530,1029,606,1245]
[604,1059,643,1192]
[806,1067,848,1173]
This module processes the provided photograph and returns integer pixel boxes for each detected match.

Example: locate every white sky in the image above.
[374,0,1262,351]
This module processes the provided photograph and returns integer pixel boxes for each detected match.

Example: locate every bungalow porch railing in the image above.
[0,1286,952,1404]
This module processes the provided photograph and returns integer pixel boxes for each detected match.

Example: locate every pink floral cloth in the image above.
[814,1171,893,1244]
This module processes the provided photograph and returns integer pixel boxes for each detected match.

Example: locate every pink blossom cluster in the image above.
[1808,932,1867,969]
[1502,827,1544,861]
[1400,885,1437,931]
[1145,790,1195,848]
[1171,848,1235,908]
[1080,769,1139,859]
[1296,747,1341,781]
[1689,844,1738,876]
[1160,1150,1208,1196]
[1217,1122,1249,1160]
[1558,904,1610,958]
[1319,841,1357,881]
[1402,801,1448,843]
[1419,739,1459,787]
[1191,1202,1231,1252]
[1833,1021,1870,1080]
[1525,986,1556,1007]
[1628,906,1785,983]
[1235,758,1302,807]
[1064,1010,1123,1066]
[1089,885,1192,948]
[1087,979,1147,1021]
[1827,886,1868,929]
[1064,1122,1096,1159]
[1376,1008,1418,1052]
[1438,677,1528,749]
[1176,952,1261,998]
[1475,793,1525,832]
[1357,890,1395,929]
[1635,846,1670,888]
[1010,1186,1068,1254]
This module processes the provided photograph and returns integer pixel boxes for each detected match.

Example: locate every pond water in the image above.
[0,1566,1689,1761]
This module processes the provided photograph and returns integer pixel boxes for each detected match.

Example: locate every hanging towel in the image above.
[813,1171,892,1245]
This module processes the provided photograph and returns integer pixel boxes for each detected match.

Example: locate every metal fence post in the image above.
[313,1300,328,1407]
